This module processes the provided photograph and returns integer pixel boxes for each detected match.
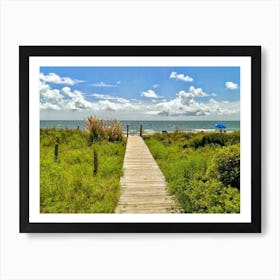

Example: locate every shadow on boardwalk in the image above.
[115,136,180,214]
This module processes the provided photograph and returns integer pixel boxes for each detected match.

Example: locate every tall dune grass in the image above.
[84,116,123,143]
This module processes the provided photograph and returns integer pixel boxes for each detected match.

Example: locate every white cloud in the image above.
[62,87,92,110]
[225,81,239,90]
[189,86,208,97]
[92,93,113,99]
[154,86,238,117]
[152,84,159,89]
[173,86,209,106]
[209,98,218,104]
[92,93,130,104]
[40,82,92,111]
[155,97,239,117]
[141,89,161,98]
[95,100,117,111]
[40,82,137,114]
[40,103,61,111]
[40,81,64,104]
[62,87,83,99]
[40,72,79,85]
[156,97,206,117]
[92,82,118,88]
[170,71,194,82]
[96,100,135,111]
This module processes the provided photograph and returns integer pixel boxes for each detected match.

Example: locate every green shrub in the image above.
[187,175,240,213]
[207,144,240,189]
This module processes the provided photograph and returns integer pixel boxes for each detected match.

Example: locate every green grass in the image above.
[40,129,126,213]
[144,131,240,213]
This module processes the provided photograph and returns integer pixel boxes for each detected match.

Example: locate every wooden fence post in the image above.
[140,124,143,137]
[126,125,129,138]
[93,149,98,175]
[54,138,59,161]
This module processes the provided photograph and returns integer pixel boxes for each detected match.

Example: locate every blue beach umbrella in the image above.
[214,123,227,129]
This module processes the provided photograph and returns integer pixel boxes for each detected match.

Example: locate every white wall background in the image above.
[0,0,279,279]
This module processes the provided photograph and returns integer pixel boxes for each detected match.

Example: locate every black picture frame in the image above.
[20,46,261,233]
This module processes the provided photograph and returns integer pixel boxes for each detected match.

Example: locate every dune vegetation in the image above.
[144,131,240,213]
[40,117,125,213]
[40,115,240,214]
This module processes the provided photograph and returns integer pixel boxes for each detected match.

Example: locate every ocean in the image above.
[40,120,240,134]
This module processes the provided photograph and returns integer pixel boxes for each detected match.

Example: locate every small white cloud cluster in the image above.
[225,81,239,90]
[95,100,135,111]
[92,93,131,104]
[40,72,78,86]
[141,89,161,99]
[92,81,118,88]
[170,71,194,82]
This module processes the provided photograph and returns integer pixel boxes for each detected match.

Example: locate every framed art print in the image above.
[19,46,261,233]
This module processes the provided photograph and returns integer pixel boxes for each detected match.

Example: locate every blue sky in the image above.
[40,66,240,120]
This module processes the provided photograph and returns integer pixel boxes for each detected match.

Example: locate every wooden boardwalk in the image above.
[115,136,179,213]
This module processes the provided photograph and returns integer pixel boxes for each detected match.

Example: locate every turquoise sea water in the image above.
[40,120,240,134]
